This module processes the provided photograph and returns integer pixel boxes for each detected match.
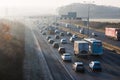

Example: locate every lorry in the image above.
[105,27,120,40]
[74,41,89,56]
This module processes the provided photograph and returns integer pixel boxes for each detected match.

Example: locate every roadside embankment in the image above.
[0,19,25,80]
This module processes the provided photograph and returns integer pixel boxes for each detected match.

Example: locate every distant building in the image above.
[68,12,77,19]
[60,12,82,20]
[61,15,68,20]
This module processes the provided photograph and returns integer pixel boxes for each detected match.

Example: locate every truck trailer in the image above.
[105,27,120,40]
[74,41,89,56]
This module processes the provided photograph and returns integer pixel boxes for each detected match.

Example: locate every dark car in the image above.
[55,35,60,39]
[52,42,59,48]
[42,32,46,35]
[58,47,66,54]
[70,37,76,42]
[72,34,78,38]
[60,32,64,36]
[89,61,102,72]
[67,32,72,36]
[48,39,54,44]
[92,32,98,37]
[46,36,51,40]
[73,62,85,73]
[55,30,60,34]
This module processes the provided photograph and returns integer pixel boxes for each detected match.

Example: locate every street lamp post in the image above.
[84,1,94,37]
[87,4,90,37]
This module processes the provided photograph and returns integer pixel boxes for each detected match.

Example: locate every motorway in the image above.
[60,23,120,47]
[22,18,120,80]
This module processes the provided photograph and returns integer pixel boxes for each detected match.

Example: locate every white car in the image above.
[72,62,85,72]
[89,61,102,72]
[60,38,67,44]
[61,53,72,61]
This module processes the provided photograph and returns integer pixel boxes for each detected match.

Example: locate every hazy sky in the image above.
[0,0,120,16]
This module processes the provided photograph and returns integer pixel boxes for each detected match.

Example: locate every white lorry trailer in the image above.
[74,41,89,56]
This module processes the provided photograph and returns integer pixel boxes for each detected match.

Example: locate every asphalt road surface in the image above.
[23,19,73,80]
[20,18,120,80]
[61,23,120,47]
[37,19,120,80]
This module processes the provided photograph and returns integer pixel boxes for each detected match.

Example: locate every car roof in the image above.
[63,53,71,55]
[71,37,75,38]
[47,36,51,37]
[91,61,100,63]
[49,39,54,40]
[74,62,83,65]
[54,42,59,44]
[61,38,66,40]
[59,47,65,49]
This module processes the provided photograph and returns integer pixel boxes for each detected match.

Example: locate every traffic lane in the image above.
[68,26,120,47]
[84,28,120,47]
[38,22,120,80]
[23,19,53,80]
[44,32,119,80]
[56,30,120,80]
[34,29,73,80]
[63,38,120,80]
[44,35,97,80]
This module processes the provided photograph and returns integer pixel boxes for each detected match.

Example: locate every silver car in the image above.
[61,53,72,61]
[60,38,67,44]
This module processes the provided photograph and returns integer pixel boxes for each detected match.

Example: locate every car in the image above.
[61,53,72,62]
[79,28,84,34]
[92,32,98,37]
[60,32,64,36]
[60,38,67,44]
[70,37,76,42]
[52,42,59,48]
[48,39,54,44]
[42,32,46,35]
[72,34,78,38]
[67,32,72,36]
[73,62,85,72]
[55,30,60,34]
[46,36,51,40]
[55,35,60,39]
[89,61,102,72]
[77,25,80,29]
[58,47,66,54]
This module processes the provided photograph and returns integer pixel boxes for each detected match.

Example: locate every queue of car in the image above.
[42,27,102,72]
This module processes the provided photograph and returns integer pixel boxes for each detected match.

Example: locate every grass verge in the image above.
[0,19,25,80]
